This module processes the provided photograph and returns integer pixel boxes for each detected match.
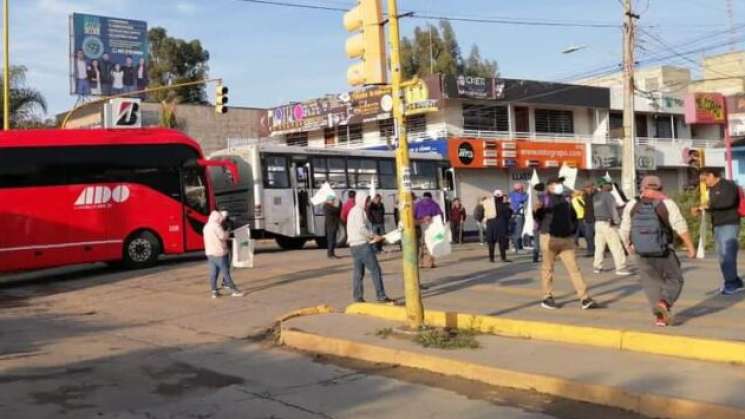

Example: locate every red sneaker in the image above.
[653,300,671,326]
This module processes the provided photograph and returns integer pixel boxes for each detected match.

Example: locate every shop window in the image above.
[463,104,509,132]
[406,114,426,135]
[286,132,308,147]
[378,118,394,139]
[338,124,363,144]
[535,109,574,134]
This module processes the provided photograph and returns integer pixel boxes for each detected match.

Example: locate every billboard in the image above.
[448,139,585,169]
[70,13,149,97]
[591,144,657,171]
[684,93,726,124]
[267,75,442,135]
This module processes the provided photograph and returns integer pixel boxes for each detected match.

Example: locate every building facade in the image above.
[62,102,267,155]
[265,73,725,229]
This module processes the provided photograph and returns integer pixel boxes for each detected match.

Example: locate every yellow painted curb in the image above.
[281,328,745,419]
[275,304,334,324]
[345,303,745,365]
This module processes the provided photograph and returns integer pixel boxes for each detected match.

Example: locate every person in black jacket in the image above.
[696,168,743,294]
[485,190,512,263]
[99,53,113,96]
[323,196,342,258]
[534,177,597,310]
[123,56,136,93]
[367,194,386,252]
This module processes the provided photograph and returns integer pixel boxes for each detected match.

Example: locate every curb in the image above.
[345,303,745,365]
[280,327,745,419]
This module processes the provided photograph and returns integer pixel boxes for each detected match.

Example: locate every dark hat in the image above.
[547,176,565,185]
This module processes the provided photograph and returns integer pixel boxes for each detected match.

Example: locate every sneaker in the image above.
[353,298,366,303]
[211,291,219,299]
[593,269,602,274]
[721,284,745,295]
[615,270,633,276]
[227,288,244,297]
[580,298,598,310]
[655,315,668,327]
[376,297,396,304]
[541,296,559,310]
[653,300,671,325]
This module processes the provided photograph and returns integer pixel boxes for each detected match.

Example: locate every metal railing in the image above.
[272,130,725,150]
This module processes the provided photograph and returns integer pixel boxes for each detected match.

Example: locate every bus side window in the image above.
[327,157,348,189]
[312,158,327,188]
[411,161,437,190]
[182,167,209,215]
[263,156,289,188]
[378,160,396,189]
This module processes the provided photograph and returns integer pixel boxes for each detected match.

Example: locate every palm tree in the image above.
[0,66,47,128]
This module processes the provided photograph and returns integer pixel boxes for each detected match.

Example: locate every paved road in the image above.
[4,240,739,418]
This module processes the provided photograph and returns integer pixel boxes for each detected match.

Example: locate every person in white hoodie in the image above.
[203,210,244,299]
[347,192,394,303]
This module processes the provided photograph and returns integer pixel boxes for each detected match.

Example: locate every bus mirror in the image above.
[197,159,240,184]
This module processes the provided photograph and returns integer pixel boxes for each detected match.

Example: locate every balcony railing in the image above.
[294,129,724,150]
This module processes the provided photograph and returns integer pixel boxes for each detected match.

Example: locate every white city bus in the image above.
[209,144,449,250]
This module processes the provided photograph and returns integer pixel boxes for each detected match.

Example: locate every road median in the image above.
[345,302,745,365]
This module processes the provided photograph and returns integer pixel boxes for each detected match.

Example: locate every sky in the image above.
[9,0,745,117]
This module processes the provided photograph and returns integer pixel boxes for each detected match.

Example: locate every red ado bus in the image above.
[0,129,237,273]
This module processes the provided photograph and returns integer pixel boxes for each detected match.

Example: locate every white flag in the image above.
[522,169,540,237]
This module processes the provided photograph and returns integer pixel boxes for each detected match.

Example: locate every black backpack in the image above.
[630,199,671,257]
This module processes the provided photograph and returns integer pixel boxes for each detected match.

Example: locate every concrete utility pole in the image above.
[387,0,424,329]
[621,0,639,198]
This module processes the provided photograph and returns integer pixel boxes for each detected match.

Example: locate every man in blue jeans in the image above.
[347,191,394,303]
[203,211,244,299]
[697,168,743,295]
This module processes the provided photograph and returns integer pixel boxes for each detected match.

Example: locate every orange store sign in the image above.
[448,139,586,169]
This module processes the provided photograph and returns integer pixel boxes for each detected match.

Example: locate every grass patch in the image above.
[375,328,394,339]
[415,328,480,350]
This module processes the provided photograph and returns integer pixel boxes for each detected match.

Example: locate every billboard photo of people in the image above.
[70,13,148,98]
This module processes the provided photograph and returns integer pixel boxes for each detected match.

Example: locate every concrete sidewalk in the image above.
[403,243,745,342]
[281,312,745,419]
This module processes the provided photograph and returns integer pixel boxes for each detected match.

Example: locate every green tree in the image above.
[147,27,210,104]
[464,45,499,78]
[400,20,498,79]
[0,65,47,128]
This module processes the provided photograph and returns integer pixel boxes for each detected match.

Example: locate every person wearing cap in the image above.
[534,177,597,310]
[485,189,513,263]
[592,178,631,276]
[620,176,695,327]
[509,183,529,253]
[203,210,244,299]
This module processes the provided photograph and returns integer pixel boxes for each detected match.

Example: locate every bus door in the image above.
[181,164,211,251]
[289,159,315,236]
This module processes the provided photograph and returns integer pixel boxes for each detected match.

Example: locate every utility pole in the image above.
[621,0,639,198]
[387,0,424,329]
[3,0,10,131]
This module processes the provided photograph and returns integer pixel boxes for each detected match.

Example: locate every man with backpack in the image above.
[695,168,743,295]
[534,177,598,310]
[620,176,695,327]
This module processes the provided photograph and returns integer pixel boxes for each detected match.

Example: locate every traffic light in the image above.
[343,0,387,86]
[215,84,229,114]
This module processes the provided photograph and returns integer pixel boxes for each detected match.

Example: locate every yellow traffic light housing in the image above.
[215,84,229,114]
[343,0,387,86]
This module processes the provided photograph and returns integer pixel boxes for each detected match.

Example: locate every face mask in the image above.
[551,185,564,195]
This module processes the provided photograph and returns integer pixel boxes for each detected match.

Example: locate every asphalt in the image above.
[1,240,743,418]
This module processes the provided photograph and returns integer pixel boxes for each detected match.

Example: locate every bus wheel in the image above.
[275,236,307,250]
[123,231,161,269]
